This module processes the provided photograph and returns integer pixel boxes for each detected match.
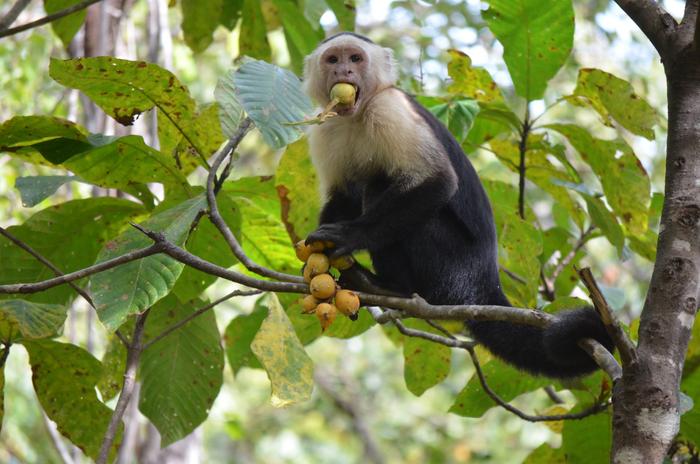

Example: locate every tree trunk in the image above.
[610,21,700,463]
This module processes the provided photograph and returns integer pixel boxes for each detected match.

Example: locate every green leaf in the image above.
[498,214,542,308]
[425,98,480,144]
[449,361,549,417]
[447,50,506,103]
[566,68,658,140]
[541,296,589,314]
[139,295,224,446]
[91,196,207,331]
[250,293,314,407]
[0,198,143,305]
[403,320,451,396]
[215,72,245,139]
[681,368,700,443]
[275,138,320,242]
[182,0,223,52]
[173,103,227,175]
[64,135,191,192]
[221,0,244,28]
[584,195,625,255]
[240,0,272,61]
[547,124,650,234]
[325,0,356,31]
[45,0,87,47]
[224,177,299,274]
[24,340,121,460]
[482,0,574,101]
[0,300,67,342]
[97,335,126,402]
[271,0,323,57]
[561,409,611,463]
[0,115,87,164]
[15,175,78,207]
[523,444,566,463]
[224,305,267,375]
[234,60,313,149]
[324,309,375,339]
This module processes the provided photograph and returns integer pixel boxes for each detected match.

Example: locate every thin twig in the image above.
[466,346,610,422]
[550,225,595,283]
[0,0,102,38]
[517,109,531,219]
[97,310,149,464]
[0,243,165,294]
[578,267,637,366]
[544,386,565,404]
[367,307,474,349]
[142,289,262,350]
[41,411,76,464]
[500,265,527,285]
[206,119,304,284]
[0,0,32,31]
[0,226,95,308]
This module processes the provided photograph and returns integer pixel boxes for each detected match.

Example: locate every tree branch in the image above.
[0,243,165,294]
[0,0,103,38]
[206,118,304,284]
[611,0,677,58]
[578,338,623,382]
[97,310,149,464]
[0,226,95,308]
[0,0,32,31]
[517,112,531,219]
[578,267,637,366]
[142,289,262,350]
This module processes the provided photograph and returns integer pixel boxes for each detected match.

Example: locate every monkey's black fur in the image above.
[306,78,614,376]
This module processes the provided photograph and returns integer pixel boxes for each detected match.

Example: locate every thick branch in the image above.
[97,310,149,464]
[578,267,637,366]
[0,0,102,38]
[0,0,32,31]
[206,118,304,284]
[612,0,676,57]
[0,243,165,294]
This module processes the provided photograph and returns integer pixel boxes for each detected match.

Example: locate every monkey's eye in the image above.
[327,55,338,64]
[350,54,362,63]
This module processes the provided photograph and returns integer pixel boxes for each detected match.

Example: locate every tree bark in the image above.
[610,15,700,462]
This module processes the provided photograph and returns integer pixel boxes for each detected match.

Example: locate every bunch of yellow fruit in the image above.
[295,240,360,330]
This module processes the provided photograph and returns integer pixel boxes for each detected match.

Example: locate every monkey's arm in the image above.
[307,175,455,257]
[318,185,362,225]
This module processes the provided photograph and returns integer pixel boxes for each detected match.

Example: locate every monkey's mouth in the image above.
[332,82,360,116]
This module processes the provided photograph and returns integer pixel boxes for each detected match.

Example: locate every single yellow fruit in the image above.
[330,83,356,105]
[301,295,319,314]
[335,289,360,318]
[310,273,336,300]
[330,255,354,271]
[303,264,314,283]
[294,241,313,262]
[315,303,337,331]
[306,253,330,277]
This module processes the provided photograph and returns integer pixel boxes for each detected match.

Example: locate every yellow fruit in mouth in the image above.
[330,83,356,105]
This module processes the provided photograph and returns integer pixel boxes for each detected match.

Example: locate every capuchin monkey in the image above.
[303,32,614,378]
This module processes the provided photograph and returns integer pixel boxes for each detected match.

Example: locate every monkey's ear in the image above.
[381,47,398,85]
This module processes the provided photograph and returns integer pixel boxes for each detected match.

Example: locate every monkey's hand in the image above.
[306,222,365,258]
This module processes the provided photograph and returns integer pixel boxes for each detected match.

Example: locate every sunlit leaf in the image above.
[547,124,650,234]
[234,60,313,149]
[566,68,658,140]
[584,195,625,255]
[225,304,267,375]
[325,0,356,31]
[447,50,505,103]
[523,444,566,463]
[240,0,272,61]
[250,293,314,407]
[275,138,320,242]
[139,295,224,446]
[482,0,574,101]
[0,300,67,343]
[45,0,87,47]
[24,340,121,460]
[91,196,206,331]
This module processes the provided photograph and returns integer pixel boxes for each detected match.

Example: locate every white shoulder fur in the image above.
[308,88,453,198]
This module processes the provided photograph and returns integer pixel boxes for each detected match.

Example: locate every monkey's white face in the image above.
[319,45,368,116]
[304,35,397,118]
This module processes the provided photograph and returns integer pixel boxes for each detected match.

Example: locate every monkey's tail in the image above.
[465,306,614,378]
